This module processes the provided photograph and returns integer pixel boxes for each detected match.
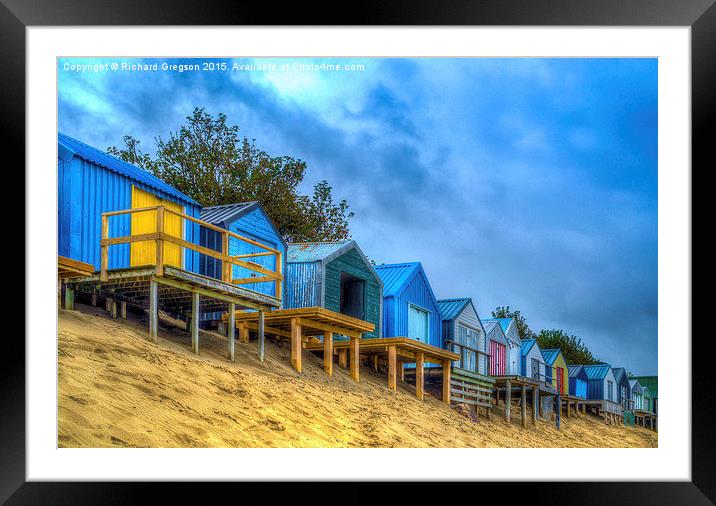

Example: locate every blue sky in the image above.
[58,57,658,374]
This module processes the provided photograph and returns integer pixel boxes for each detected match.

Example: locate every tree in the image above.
[536,328,599,365]
[491,306,536,340]
[108,107,353,242]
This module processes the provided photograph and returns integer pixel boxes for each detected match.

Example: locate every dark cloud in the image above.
[58,57,658,374]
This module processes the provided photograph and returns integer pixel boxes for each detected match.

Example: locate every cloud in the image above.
[58,57,658,374]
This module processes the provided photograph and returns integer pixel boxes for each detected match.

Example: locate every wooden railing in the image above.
[444,339,491,373]
[99,205,283,300]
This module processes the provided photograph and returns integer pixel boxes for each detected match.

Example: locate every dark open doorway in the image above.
[340,272,365,320]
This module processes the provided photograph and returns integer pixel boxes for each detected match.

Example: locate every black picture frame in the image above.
[2,0,710,503]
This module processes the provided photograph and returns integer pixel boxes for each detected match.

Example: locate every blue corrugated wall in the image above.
[383,267,441,369]
[586,379,604,400]
[58,152,202,272]
[569,377,587,398]
[283,262,319,308]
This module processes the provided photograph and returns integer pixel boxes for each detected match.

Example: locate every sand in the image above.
[58,304,658,448]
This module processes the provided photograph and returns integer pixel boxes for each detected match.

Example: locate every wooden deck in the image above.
[58,256,94,279]
[634,409,658,431]
[492,375,560,426]
[575,399,624,424]
[306,337,459,403]
[229,307,375,380]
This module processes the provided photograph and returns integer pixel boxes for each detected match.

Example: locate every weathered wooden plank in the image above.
[442,360,451,405]
[291,317,302,373]
[416,352,425,401]
[228,302,236,362]
[505,379,512,423]
[350,336,360,382]
[149,279,158,343]
[521,385,527,428]
[338,348,348,369]
[257,310,265,362]
[324,331,333,376]
[191,292,199,354]
[388,345,397,391]
[533,386,538,424]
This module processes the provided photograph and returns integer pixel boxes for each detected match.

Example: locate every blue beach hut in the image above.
[58,132,202,272]
[437,298,487,374]
[374,262,441,348]
[567,365,588,399]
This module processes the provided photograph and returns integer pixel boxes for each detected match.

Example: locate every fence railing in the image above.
[444,339,491,372]
[99,205,283,300]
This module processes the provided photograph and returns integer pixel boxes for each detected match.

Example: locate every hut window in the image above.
[607,380,614,401]
[531,358,540,380]
[339,272,365,319]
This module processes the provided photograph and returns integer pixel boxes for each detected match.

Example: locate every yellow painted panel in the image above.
[130,186,182,268]
[552,352,569,395]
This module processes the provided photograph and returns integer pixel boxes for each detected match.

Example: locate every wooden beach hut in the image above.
[632,376,658,414]
[374,262,440,347]
[567,365,588,399]
[580,364,623,422]
[482,318,522,376]
[283,241,383,338]
[541,349,569,395]
[520,339,547,382]
[60,133,283,363]
[437,298,495,416]
[629,378,644,411]
[612,367,634,412]
[58,132,202,273]
[437,298,487,374]
[199,202,287,322]
[483,320,509,376]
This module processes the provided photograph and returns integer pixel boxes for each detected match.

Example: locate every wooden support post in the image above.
[191,292,199,354]
[442,359,451,405]
[63,285,74,310]
[338,348,348,369]
[521,385,527,428]
[290,317,302,373]
[227,302,235,362]
[110,299,117,319]
[323,331,333,376]
[399,362,404,382]
[505,380,511,423]
[120,301,127,319]
[532,387,538,425]
[350,336,360,382]
[221,231,230,283]
[415,352,424,401]
[567,399,571,418]
[155,206,165,277]
[388,345,397,391]
[149,279,158,343]
[91,293,97,307]
[100,214,109,282]
[240,322,249,344]
[257,310,265,362]
[105,297,111,311]
[275,251,283,302]
[604,409,608,424]
[556,395,561,430]
[372,355,379,371]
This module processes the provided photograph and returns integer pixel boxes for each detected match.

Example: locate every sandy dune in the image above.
[58,304,658,448]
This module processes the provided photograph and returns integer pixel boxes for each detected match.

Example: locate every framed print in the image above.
[3,0,712,502]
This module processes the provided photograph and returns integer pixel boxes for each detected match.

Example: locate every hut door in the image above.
[489,341,505,375]
[408,304,429,343]
[130,186,182,268]
[340,273,365,319]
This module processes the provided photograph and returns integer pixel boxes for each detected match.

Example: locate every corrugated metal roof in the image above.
[58,132,200,206]
[481,317,512,334]
[201,202,257,226]
[541,348,562,366]
[287,242,351,263]
[568,365,586,378]
[612,367,627,384]
[632,376,658,396]
[437,298,471,322]
[373,262,421,297]
[482,321,497,332]
[520,338,537,356]
[629,379,643,394]
[583,364,612,380]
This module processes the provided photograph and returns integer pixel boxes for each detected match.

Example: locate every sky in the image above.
[58,57,658,375]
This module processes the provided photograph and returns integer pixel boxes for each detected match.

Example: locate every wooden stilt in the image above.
[415,352,424,401]
[399,362,404,382]
[323,331,333,376]
[91,293,97,307]
[567,399,571,418]
[120,301,127,319]
[227,302,235,362]
[521,385,527,428]
[149,279,158,343]
[388,345,397,391]
[442,359,451,404]
[338,348,347,369]
[191,292,199,354]
[257,310,265,362]
[110,299,117,319]
[372,355,379,371]
[532,387,538,425]
[290,317,302,373]
[239,322,249,344]
[349,336,360,381]
[64,285,74,310]
[505,380,512,423]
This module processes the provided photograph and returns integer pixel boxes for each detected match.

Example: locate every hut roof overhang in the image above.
[201,201,288,251]
[286,240,383,288]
